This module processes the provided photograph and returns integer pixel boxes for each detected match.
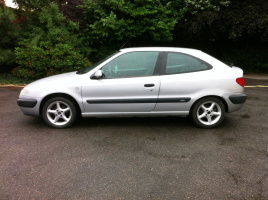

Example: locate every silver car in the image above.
[17,47,246,128]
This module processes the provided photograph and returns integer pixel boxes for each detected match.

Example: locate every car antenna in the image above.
[120,37,132,50]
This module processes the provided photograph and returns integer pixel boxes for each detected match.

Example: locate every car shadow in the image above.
[75,116,194,129]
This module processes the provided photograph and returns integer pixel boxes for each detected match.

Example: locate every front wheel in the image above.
[192,97,225,128]
[42,97,77,128]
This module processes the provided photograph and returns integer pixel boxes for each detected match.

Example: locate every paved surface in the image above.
[0,78,267,199]
[244,74,268,80]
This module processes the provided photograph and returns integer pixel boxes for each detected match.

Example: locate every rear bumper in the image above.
[221,93,247,113]
[229,94,247,104]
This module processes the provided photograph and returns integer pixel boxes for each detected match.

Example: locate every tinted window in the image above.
[102,52,159,78]
[166,53,210,74]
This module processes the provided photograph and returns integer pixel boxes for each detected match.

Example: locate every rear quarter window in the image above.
[165,52,212,74]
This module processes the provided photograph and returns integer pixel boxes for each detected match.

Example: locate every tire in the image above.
[42,97,77,128]
[192,97,225,128]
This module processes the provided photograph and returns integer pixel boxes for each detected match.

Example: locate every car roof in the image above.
[120,47,202,53]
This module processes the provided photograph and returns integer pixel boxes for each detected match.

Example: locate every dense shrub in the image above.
[13,42,88,78]
[58,0,86,30]
[176,0,268,41]
[0,7,20,72]
[20,3,81,48]
[0,0,6,9]
[13,0,57,11]
[220,41,268,73]
[7,0,268,76]
[80,0,187,61]
[12,3,90,78]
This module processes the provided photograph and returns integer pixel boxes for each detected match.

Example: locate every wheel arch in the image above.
[189,95,229,114]
[39,93,82,116]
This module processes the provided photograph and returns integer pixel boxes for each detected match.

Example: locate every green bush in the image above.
[13,41,88,78]
[0,7,20,72]
[221,44,268,73]
[80,0,187,61]
[19,3,81,48]
[12,3,91,79]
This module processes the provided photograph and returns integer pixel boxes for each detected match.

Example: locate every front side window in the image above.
[79,51,119,74]
[165,53,211,74]
[101,51,159,79]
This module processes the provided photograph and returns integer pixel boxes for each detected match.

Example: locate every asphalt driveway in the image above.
[0,78,267,199]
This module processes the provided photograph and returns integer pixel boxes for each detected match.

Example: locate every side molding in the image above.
[86,98,191,104]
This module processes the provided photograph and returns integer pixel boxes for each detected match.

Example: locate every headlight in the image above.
[20,89,29,96]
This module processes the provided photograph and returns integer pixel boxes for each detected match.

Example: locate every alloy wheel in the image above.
[197,101,222,126]
[46,101,72,126]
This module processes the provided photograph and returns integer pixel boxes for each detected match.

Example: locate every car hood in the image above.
[23,71,83,98]
[26,72,79,88]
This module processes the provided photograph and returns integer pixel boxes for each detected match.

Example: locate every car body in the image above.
[17,47,247,128]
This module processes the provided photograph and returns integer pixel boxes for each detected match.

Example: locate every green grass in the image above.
[0,73,36,85]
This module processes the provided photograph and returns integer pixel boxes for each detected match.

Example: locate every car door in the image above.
[154,52,213,112]
[82,51,161,114]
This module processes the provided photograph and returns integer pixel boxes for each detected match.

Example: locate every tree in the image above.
[176,0,268,40]
[19,3,81,47]
[0,0,6,9]
[80,0,187,60]
[58,0,86,30]
[173,0,268,72]
[83,0,187,41]
[0,7,20,72]
[13,3,88,78]
[12,0,57,11]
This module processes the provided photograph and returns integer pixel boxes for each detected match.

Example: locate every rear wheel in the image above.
[192,97,225,128]
[42,97,77,128]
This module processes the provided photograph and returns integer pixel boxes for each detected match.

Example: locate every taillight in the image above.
[236,77,244,87]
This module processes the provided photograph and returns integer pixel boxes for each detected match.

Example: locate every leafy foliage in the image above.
[184,0,230,13]
[176,0,268,40]
[20,3,81,47]
[220,41,268,73]
[5,0,268,78]
[0,0,6,9]
[58,0,86,30]
[0,7,18,47]
[81,0,186,60]
[13,3,90,78]
[171,0,268,72]
[0,72,34,85]
[13,42,87,78]
[0,7,20,72]
[12,0,57,11]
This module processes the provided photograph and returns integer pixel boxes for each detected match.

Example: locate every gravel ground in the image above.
[0,78,267,200]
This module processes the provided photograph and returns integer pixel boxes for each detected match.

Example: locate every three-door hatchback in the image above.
[17,47,247,128]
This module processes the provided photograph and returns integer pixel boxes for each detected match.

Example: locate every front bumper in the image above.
[17,98,41,117]
[17,99,37,108]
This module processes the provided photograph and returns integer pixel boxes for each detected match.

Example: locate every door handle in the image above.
[144,84,155,87]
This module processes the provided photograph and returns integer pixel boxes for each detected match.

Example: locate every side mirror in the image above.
[92,70,103,79]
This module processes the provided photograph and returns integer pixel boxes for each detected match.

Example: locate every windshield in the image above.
[77,51,120,74]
